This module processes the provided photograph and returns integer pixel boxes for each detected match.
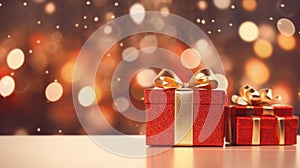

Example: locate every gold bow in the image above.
[154,68,218,89]
[231,85,281,106]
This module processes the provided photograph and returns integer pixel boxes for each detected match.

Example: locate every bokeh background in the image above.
[0,0,299,135]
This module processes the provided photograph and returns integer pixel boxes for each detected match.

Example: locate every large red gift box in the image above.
[225,105,299,145]
[144,89,225,146]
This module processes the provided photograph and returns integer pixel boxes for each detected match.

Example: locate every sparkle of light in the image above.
[0,76,15,98]
[114,2,119,6]
[276,18,295,37]
[277,34,296,51]
[45,81,63,102]
[238,21,259,42]
[245,58,270,84]
[136,69,157,87]
[122,47,139,62]
[180,48,201,69]
[129,3,145,24]
[45,2,56,14]
[140,35,158,53]
[7,48,25,70]
[213,0,231,9]
[253,39,273,58]
[78,86,96,107]
[94,16,99,22]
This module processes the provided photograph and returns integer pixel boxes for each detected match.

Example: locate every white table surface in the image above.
[0,135,299,168]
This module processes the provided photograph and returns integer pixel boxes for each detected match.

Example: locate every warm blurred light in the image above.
[197,0,208,10]
[105,12,115,20]
[140,35,158,53]
[160,7,170,16]
[272,82,293,104]
[276,18,295,37]
[0,75,15,97]
[213,0,231,9]
[129,3,146,24]
[78,86,96,107]
[45,81,63,102]
[61,60,76,83]
[242,0,257,11]
[104,25,112,34]
[6,48,25,70]
[238,21,259,42]
[195,39,209,52]
[14,128,28,135]
[253,39,273,58]
[51,31,63,43]
[245,58,270,84]
[180,48,201,69]
[277,34,296,51]
[122,47,139,62]
[113,97,130,113]
[258,24,275,42]
[45,2,56,14]
[215,74,228,90]
[136,69,157,87]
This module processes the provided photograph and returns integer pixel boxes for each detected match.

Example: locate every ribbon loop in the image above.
[154,69,183,89]
[154,68,218,89]
[232,85,279,106]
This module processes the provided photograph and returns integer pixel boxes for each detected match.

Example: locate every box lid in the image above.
[226,105,293,117]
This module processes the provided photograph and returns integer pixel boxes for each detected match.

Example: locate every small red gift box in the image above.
[145,89,225,146]
[225,105,299,145]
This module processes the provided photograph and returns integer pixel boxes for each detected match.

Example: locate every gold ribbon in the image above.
[229,85,285,145]
[231,84,281,106]
[251,116,285,145]
[154,68,218,146]
[252,116,261,145]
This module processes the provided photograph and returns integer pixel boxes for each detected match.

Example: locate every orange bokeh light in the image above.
[245,58,270,84]
[242,0,257,11]
[277,34,296,51]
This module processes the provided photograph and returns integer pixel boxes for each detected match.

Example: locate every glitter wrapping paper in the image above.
[225,106,299,145]
[227,105,293,116]
[144,89,225,146]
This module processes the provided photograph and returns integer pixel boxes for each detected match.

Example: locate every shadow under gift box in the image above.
[144,89,226,146]
[225,105,299,145]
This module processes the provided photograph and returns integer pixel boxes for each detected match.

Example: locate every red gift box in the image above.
[227,105,293,116]
[144,89,225,146]
[225,106,299,145]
